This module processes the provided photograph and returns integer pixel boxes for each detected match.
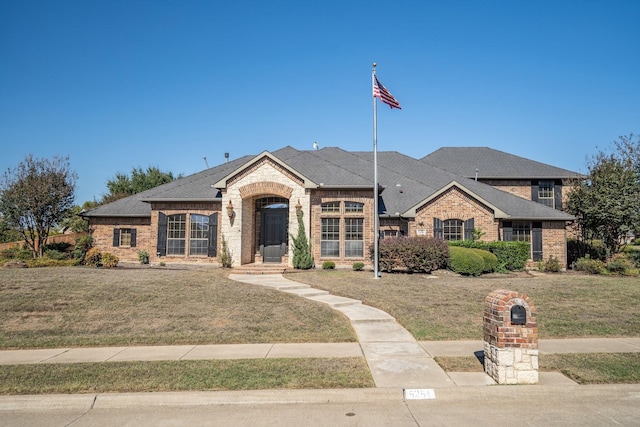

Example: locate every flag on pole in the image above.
[373,75,401,109]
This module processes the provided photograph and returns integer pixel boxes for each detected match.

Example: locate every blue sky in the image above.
[1,0,639,204]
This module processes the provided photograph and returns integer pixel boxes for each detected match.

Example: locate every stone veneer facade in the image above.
[483,289,539,385]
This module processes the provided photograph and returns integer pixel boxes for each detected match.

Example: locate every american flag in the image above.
[373,75,401,109]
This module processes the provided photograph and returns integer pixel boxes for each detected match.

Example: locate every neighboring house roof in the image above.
[82,146,574,222]
[421,147,582,180]
[81,155,254,217]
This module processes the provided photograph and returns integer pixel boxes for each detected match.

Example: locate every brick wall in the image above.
[90,217,152,262]
[483,289,538,384]
[414,186,499,241]
[480,179,532,200]
[310,189,373,267]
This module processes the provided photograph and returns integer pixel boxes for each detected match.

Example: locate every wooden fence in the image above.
[0,233,86,253]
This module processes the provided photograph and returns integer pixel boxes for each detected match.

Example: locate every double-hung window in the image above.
[189,214,209,255]
[167,214,186,255]
[321,218,340,257]
[344,218,363,257]
[537,181,555,208]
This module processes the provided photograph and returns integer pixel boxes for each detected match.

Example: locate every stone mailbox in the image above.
[483,289,538,384]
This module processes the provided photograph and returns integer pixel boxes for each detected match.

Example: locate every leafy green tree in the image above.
[103,166,181,203]
[59,201,99,233]
[0,214,23,243]
[0,155,77,257]
[567,136,640,257]
[291,211,314,269]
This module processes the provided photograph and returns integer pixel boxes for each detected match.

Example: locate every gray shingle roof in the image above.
[421,147,582,179]
[83,146,574,221]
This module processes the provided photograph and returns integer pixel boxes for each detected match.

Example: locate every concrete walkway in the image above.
[230,273,457,388]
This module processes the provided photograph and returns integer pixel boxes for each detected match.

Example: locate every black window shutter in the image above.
[554,182,563,210]
[113,228,120,247]
[157,213,167,256]
[433,218,443,239]
[531,181,539,203]
[532,222,543,261]
[464,218,475,240]
[502,221,513,241]
[130,229,137,247]
[208,213,218,257]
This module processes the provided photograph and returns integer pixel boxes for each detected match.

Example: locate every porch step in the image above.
[231,263,289,275]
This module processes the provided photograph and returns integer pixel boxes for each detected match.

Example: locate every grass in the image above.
[435,353,640,384]
[0,358,374,394]
[1,266,639,392]
[289,270,640,340]
[0,266,356,349]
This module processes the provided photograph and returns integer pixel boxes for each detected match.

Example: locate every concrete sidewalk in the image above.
[2,338,637,366]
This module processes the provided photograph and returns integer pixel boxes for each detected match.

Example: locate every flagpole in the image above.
[372,63,380,279]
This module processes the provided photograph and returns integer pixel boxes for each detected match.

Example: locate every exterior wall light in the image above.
[226,200,235,220]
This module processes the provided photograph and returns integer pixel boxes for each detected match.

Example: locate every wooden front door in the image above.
[261,209,288,263]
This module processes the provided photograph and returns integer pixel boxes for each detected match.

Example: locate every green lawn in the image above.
[289,270,640,340]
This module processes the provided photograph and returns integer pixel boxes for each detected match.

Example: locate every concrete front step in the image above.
[230,263,288,275]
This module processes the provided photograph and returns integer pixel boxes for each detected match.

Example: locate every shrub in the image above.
[623,247,640,268]
[449,240,529,272]
[606,254,634,275]
[322,260,335,269]
[101,252,119,268]
[469,248,498,273]
[1,246,33,260]
[218,234,232,268]
[84,247,102,267]
[43,241,72,253]
[448,246,484,276]
[291,212,314,269]
[73,235,93,262]
[540,255,562,272]
[352,262,365,271]
[567,238,608,266]
[574,256,605,274]
[45,249,69,261]
[375,237,449,273]
[137,249,150,264]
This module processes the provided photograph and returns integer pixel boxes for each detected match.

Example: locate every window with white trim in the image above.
[344,218,363,257]
[189,214,209,256]
[321,218,340,257]
[167,214,186,255]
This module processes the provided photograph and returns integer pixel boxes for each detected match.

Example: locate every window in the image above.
[321,202,340,213]
[345,202,364,213]
[189,214,209,256]
[321,218,340,256]
[443,219,463,241]
[512,222,531,242]
[344,218,363,257]
[119,229,132,246]
[538,181,554,208]
[167,214,186,255]
[113,228,136,247]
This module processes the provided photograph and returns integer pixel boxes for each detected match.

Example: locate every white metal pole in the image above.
[372,63,380,279]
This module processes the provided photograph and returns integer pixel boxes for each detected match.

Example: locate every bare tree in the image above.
[0,155,77,257]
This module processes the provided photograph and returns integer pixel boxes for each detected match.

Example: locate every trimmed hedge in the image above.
[469,248,498,273]
[374,237,449,273]
[448,246,484,276]
[449,240,529,272]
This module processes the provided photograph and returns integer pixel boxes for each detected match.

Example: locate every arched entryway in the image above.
[256,197,289,263]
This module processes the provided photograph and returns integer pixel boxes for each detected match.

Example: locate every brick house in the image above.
[82,146,578,269]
